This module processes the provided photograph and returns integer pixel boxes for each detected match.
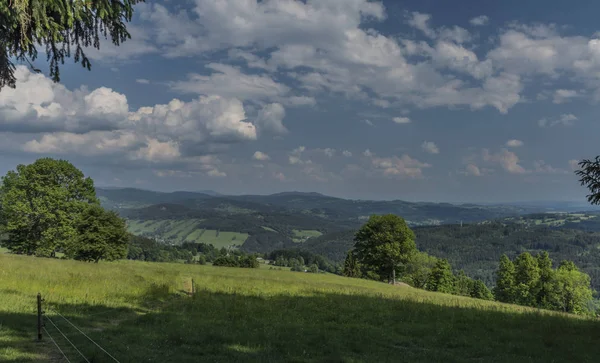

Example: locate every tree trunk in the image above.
[392,267,396,285]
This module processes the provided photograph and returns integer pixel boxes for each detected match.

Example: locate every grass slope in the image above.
[126,219,248,247]
[1,254,599,362]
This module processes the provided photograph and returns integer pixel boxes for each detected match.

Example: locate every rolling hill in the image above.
[2,253,600,362]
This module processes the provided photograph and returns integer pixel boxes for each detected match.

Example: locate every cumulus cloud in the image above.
[342,150,353,157]
[253,151,270,161]
[371,154,431,178]
[170,63,290,101]
[422,141,439,154]
[469,15,489,26]
[482,148,527,174]
[553,89,579,104]
[363,149,374,157]
[538,113,577,127]
[255,103,287,134]
[465,164,482,176]
[392,117,411,124]
[506,139,524,148]
[131,2,525,114]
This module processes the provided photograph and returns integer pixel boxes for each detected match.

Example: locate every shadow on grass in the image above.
[2,285,600,362]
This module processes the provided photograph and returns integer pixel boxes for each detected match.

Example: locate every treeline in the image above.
[305,222,600,291]
[127,235,261,268]
[267,249,341,274]
[343,250,493,301]
[342,214,595,314]
[495,252,594,315]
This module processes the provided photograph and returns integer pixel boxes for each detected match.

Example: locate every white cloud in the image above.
[482,148,527,174]
[133,138,181,162]
[469,15,489,26]
[393,117,411,124]
[422,141,439,154]
[288,146,311,165]
[342,150,353,157]
[407,12,437,38]
[363,119,375,126]
[569,159,580,170]
[553,89,579,104]
[371,154,431,178]
[255,103,287,134]
[136,79,151,84]
[170,63,290,101]
[0,66,129,133]
[253,151,270,161]
[538,113,578,127]
[136,2,523,114]
[321,148,336,158]
[465,164,482,176]
[532,160,567,174]
[363,149,374,157]
[207,169,227,177]
[506,139,524,148]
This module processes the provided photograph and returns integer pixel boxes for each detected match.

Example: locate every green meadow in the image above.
[1,253,600,362]
[292,229,323,243]
[126,219,248,248]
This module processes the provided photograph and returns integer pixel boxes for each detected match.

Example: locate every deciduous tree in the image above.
[353,214,417,284]
[68,204,129,262]
[0,158,98,256]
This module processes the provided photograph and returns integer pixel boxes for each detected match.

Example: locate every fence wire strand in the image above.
[45,315,91,363]
[46,306,121,363]
[42,326,72,363]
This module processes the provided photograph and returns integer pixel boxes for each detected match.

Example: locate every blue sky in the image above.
[1,0,599,203]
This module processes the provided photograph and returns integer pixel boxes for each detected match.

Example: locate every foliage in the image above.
[494,255,516,303]
[353,214,417,283]
[342,250,361,278]
[575,157,600,205]
[0,0,143,90]
[426,259,455,294]
[470,280,494,300]
[212,255,260,269]
[492,253,594,315]
[68,204,129,262]
[0,158,98,256]
[400,251,438,288]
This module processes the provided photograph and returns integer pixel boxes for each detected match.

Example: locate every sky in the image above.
[1,0,600,203]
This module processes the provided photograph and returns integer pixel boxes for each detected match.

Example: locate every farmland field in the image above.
[125,219,247,247]
[2,254,600,362]
[292,229,322,243]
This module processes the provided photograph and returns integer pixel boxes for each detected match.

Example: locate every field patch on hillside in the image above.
[292,229,322,243]
[1,254,600,362]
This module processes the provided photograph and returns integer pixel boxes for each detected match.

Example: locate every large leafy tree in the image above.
[353,214,417,284]
[0,0,144,90]
[553,260,594,314]
[68,204,129,262]
[0,158,98,256]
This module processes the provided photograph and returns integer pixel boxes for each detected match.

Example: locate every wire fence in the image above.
[39,294,121,363]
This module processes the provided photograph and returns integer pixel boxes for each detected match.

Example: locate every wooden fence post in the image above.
[37,293,42,341]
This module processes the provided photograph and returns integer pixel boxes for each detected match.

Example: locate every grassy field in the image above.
[126,219,248,247]
[2,254,600,362]
[292,229,322,243]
